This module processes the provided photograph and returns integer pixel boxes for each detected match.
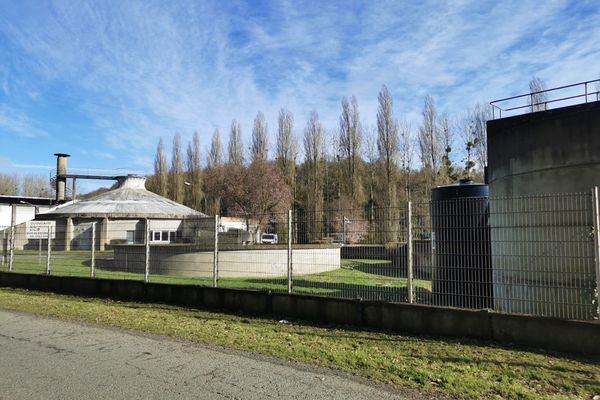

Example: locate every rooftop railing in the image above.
[490,79,600,119]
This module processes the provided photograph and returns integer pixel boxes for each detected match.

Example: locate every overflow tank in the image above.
[431,181,492,309]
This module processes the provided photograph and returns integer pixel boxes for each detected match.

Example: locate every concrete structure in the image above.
[487,101,600,197]
[54,153,70,202]
[487,101,600,319]
[34,175,206,251]
[110,244,340,278]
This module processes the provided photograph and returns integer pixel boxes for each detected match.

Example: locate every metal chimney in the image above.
[54,153,70,202]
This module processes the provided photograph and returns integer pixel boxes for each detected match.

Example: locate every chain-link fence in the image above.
[1,189,599,321]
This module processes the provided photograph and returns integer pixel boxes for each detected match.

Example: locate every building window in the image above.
[126,230,135,244]
[151,230,178,243]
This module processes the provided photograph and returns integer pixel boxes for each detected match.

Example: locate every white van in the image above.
[260,233,278,244]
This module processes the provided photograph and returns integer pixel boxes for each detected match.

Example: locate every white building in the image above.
[30,175,207,250]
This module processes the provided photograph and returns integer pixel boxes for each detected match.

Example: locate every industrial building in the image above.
[0,195,54,231]
[35,174,206,250]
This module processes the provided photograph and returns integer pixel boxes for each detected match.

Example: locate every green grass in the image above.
[4,251,430,301]
[0,288,598,399]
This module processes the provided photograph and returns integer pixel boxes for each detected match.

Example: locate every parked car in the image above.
[260,233,278,244]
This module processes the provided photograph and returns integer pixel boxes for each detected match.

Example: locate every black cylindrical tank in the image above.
[431,181,492,309]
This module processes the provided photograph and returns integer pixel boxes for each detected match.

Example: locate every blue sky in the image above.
[0,0,599,192]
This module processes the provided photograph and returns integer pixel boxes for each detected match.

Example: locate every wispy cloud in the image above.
[0,0,598,174]
[0,104,46,138]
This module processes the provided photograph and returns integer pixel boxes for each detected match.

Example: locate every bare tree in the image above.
[363,125,377,205]
[304,111,324,175]
[529,76,547,112]
[275,108,297,199]
[21,175,53,197]
[170,133,184,203]
[228,119,244,165]
[438,114,457,184]
[469,103,490,172]
[339,95,363,203]
[302,110,325,241]
[185,131,203,210]
[418,95,442,188]
[398,121,414,196]
[376,85,399,206]
[0,174,19,195]
[208,128,223,169]
[153,138,168,197]
[460,118,478,181]
[251,111,269,163]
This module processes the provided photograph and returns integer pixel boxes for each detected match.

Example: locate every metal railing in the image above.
[490,79,600,119]
[1,189,599,321]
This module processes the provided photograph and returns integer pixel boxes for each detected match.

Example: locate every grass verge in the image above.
[7,253,431,301]
[0,288,598,399]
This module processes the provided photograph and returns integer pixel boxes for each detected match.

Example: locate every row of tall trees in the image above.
[147,77,550,244]
[148,84,492,220]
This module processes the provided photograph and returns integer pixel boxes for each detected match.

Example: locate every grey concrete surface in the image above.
[487,102,600,319]
[0,310,417,400]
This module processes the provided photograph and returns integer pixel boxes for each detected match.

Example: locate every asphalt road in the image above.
[0,310,418,400]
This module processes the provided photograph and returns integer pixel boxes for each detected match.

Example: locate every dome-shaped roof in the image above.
[39,175,206,219]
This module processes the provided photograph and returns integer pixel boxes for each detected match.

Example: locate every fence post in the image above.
[407,201,414,304]
[342,215,346,245]
[46,226,51,275]
[287,209,293,294]
[592,187,600,318]
[91,222,96,278]
[9,204,15,272]
[1,231,5,266]
[144,218,150,283]
[213,214,219,288]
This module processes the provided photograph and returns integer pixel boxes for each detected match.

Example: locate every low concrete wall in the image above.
[112,244,341,278]
[0,272,598,356]
[341,241,432,279]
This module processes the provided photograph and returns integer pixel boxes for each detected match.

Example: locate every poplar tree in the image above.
[208,128,223,169]
[228,119,244,165]
[376,85,399,207]
[185,131,203,210]
[339,95,363,204]
[153,138,168,197]
[275,108,297,201]
[418,94,442,189]
[302,110,324,241]
[170,133,184,203]
[251,111,269,163]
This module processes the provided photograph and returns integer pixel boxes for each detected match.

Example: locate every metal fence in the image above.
[1,189,599,321]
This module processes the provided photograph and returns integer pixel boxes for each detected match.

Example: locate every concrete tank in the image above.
[431,182,492,309]
[487,101,600,319]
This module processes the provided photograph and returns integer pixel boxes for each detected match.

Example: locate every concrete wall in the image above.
[0,271,598,356]
[112,245,341,278]
[487,101,600,197]
[341,241,432,279]
[487,102,600,319]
